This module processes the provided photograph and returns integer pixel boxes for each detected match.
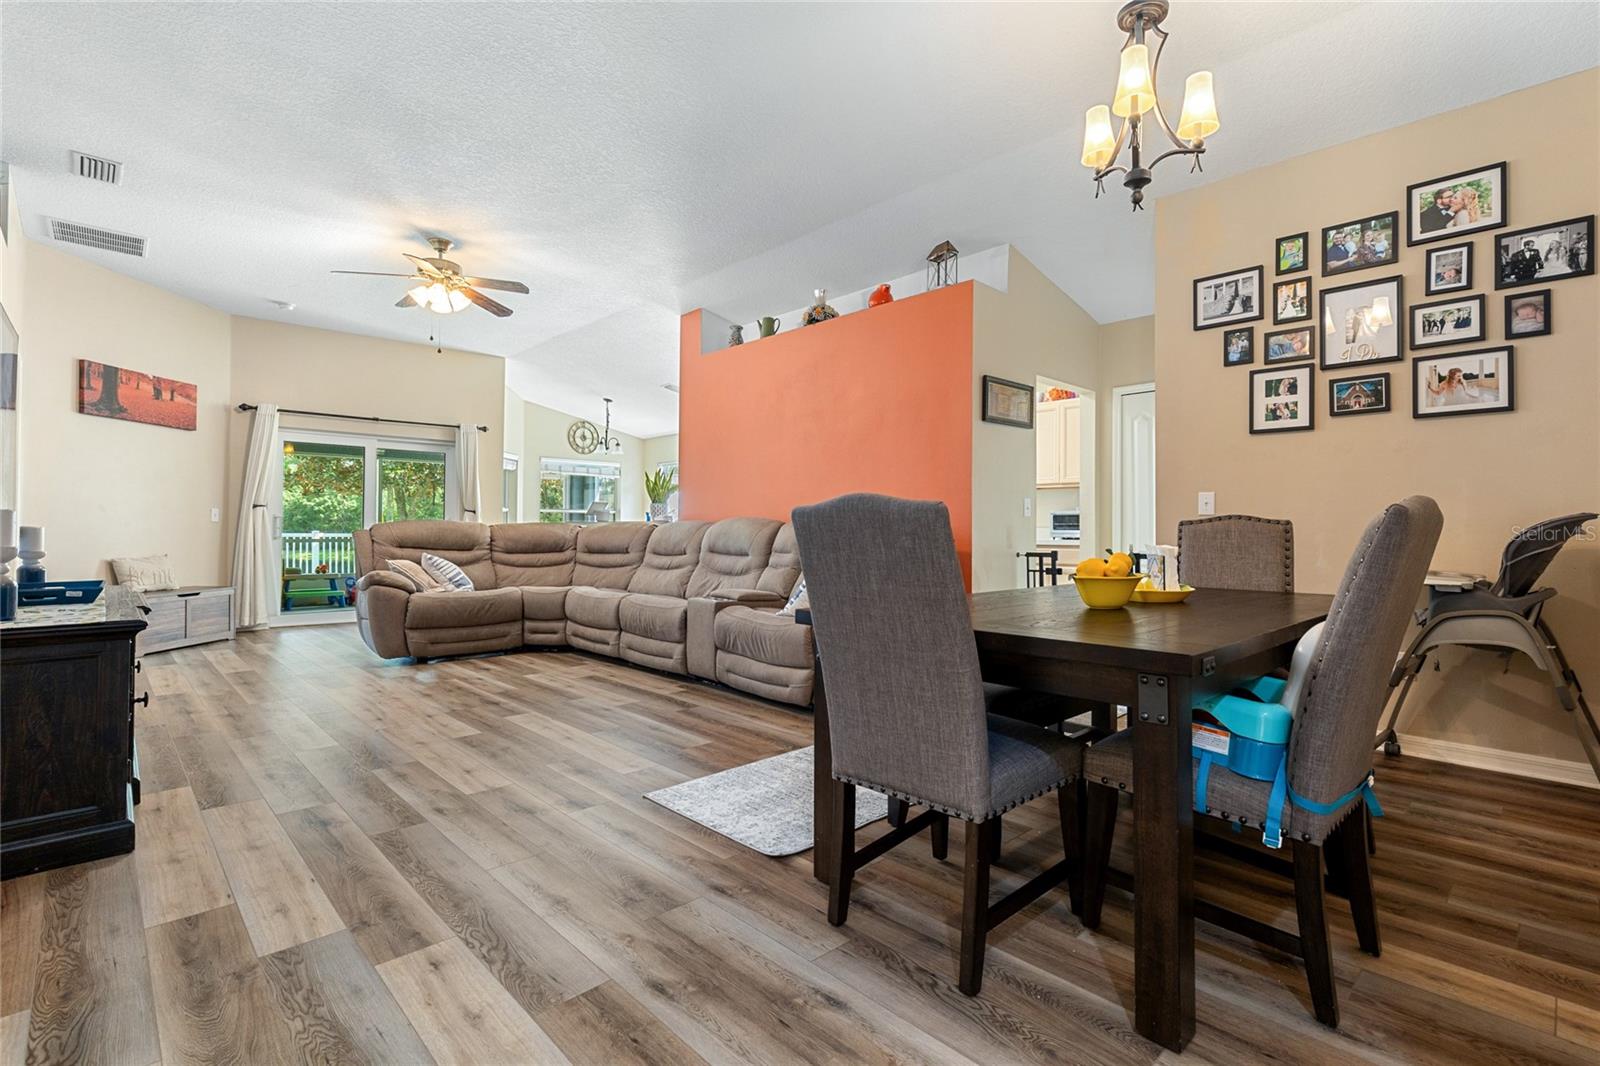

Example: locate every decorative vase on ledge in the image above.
[649,502,673,523]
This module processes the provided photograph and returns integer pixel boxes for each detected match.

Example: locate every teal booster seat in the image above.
[1191,622,1382,848]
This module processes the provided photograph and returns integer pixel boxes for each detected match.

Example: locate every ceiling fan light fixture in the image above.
[408,281,469,314]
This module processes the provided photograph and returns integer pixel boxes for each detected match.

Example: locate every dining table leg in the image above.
[1131,671,1195,1052]
[812,658,835,885]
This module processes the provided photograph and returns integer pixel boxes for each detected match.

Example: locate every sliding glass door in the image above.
[272,429,457,621]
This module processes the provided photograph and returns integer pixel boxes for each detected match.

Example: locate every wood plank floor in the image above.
[5,624,1598,1065]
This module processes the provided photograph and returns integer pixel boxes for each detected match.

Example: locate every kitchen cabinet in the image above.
[1036,398,1082,488]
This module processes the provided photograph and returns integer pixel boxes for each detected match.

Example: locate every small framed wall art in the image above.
[1328,372,1391,417]
[1409,294,1486,350]
[1320,274,1403,370]
[1249,365,1314,434]
[1322,211,1399,275]
[1406,162,1507,245]
[980,375,1034,428]
[1275,232,1309,275]
[1223,327,1254,367]
[1193,265,1264,330]
[1424,242,1472,295]
[1272,277,1311,324]
[1413,346,1514,419]
[1505,289,1551,338]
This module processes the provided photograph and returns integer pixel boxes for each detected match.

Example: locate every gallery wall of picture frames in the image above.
[1197,158,1593,432]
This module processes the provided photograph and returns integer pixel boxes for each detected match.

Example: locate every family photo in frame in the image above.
[1425,243,1472,295]
[1223,327,1254,367]
[1405,162,1507,245]
[1506,289,1551,337]
[1410,294,1486,349]
[1193,265,1264,329]
[1322,211,1398,275]
[1264,326,1313,364]
[1249,365,1313,433]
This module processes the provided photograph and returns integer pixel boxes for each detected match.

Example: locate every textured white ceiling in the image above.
[3,2,1595,437]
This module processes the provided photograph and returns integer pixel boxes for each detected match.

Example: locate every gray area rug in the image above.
[645,746,889,857]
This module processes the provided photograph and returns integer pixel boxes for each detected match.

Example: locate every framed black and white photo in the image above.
[1495,216,1595,289]
[1328,373,1391,416]
[980,375,1033,428]
[1223,327,1254,367]
[1322,211,1398,275]
[1424,242,1473,295]
[1272,277,1311,324]
[1249,365,1314,434]
[1276,232,1308,276]
[1320,274,1403,369]
[1410,294,1486,350]
[1413,347,1514,419]
[1406,162,1507,245]
[1264,326,1314,364]
[1505,289,1551,338]
[1193,266,1264,330]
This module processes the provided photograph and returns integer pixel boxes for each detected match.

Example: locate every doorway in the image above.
[1112,383,1156,556]
[271,428,458,623]
[1034,376,1096,569]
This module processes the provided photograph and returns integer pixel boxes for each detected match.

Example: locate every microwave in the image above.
[1048,510,1081,542]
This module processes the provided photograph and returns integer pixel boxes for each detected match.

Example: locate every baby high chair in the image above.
[1376,512,1599,781]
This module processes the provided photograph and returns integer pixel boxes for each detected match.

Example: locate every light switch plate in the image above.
[1023,497,1032,518]
[1198,492,1215,516]
[210,507,221,522]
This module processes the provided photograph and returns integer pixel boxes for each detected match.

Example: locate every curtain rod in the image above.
[235,403,488,432]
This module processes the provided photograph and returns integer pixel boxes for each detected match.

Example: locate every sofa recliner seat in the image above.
[352,515,815,706]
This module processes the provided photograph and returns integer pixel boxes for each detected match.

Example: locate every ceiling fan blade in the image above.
[461,287,513,318]
[463,277,530,294]
[331,270,417,277]
[396,293,419,308]
[404,253,444,276]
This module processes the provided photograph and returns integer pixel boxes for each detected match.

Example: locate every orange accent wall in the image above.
[679,283,975,581]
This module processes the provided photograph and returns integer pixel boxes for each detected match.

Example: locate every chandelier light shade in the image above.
[1176,71,1219,141]
[1081,0,1220,210]
[1112,44,1157,117]
[1081,105,1116,169]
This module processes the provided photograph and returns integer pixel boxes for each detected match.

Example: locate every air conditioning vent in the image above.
[48,219,146,257]
[70,151,122,185]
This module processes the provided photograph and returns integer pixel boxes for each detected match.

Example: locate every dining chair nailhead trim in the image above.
[832,771,1079,822]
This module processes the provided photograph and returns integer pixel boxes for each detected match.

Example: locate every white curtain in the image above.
[457,423,481,522]
[232,404,279,628]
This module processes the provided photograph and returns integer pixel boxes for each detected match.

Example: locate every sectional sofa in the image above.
[351,517,815,705]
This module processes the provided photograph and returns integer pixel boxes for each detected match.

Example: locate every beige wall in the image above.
[641,433,678,472]
[226,317,505,559]
[15,237,233,584]
[502,388,526,521]
[1154,70,1599,766]
[971,248,1105,592]
[520,399,646,522]
[1094,315,1156,552]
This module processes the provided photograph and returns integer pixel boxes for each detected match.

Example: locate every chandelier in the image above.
[1079,0,1220,210]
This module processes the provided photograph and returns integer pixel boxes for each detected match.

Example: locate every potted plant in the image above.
[645,468,678,523]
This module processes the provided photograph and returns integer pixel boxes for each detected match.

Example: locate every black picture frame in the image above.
[1321,211,1399,276]
[980,375,1034,428]
[1192,265,1265,330]
[1412,347,1514,419]
[1406,161,1508,246]
[1272,277,1312,324]
[1319,273,1404,370]
[1328,372,1391,417]
[1249,365,1314,434]
[1275,231,1309,276]
[1263,326,1314,364]
[1424,242,1473,295]
[1222,327,1254,367]
[1494,215,1596,289]
[1505,288,1552,338]
[1409,293,1486,350]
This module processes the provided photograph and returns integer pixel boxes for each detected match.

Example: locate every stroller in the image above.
[1377,512,1600,782]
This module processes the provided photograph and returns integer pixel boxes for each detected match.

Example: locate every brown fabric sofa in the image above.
[352,517,814,705]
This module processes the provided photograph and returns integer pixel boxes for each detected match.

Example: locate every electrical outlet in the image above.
[1197,492,1215,516]
[210,507,221,523]
[1023,497,1032,518]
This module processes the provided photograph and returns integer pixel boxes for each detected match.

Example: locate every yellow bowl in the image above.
[1130,584,1195,604]
[1070,573,1144,609]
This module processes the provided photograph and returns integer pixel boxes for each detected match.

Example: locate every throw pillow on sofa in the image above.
[421,552,475,591]
[110,553,179,592]
[779,575,809,616]
[387,559,447,593]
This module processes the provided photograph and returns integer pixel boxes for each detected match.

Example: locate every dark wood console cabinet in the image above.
[1,587,148,879]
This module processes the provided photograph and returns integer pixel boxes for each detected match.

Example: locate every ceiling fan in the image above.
[331,236,529,317]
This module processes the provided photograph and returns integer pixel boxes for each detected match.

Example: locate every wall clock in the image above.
[567,420,600,454]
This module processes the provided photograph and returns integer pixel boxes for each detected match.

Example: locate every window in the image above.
[539,458,620,522]
[376,447,448,522]
[501,454,520,523]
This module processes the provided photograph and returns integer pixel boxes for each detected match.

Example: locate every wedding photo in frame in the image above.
[1193,265,1264,330]
[1405,161,1508,245]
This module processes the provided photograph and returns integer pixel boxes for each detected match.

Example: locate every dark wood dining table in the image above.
[809,585,1333,1052]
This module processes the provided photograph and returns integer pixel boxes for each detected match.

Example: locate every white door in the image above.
[1112,385,1156,555]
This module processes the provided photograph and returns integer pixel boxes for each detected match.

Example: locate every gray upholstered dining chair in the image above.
[791,493,1086,996]
[1178,513,1295,592]
[1081,496,1442,1028]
